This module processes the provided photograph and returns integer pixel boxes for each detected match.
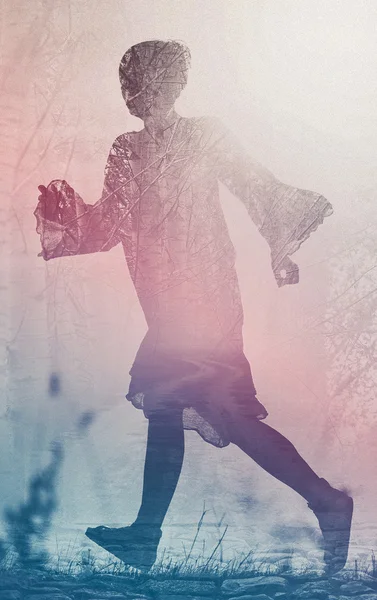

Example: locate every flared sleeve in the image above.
[208,118,333,285]
[34,136,133,260]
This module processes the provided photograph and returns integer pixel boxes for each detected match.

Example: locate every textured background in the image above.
[1,0,377,569]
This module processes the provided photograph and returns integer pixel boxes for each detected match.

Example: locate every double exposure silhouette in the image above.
[34,40,353,573]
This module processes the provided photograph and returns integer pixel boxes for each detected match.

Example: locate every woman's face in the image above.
[120,41,190,120]
[123,74,183,120]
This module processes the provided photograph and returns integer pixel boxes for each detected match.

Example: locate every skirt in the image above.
[126,330,268,448]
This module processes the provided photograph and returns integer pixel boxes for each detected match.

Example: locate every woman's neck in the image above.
[143,109,180,138]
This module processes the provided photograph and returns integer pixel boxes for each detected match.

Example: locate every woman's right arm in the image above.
[35,136,133,260]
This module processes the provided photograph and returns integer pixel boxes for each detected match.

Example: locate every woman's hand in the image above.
[34,182,67,259]
[35,182,65,222]
[34,180,90,259]
[273,255,299,287]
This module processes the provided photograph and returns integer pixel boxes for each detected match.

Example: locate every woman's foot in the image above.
[308,479,353,575]
[85,522,162,570]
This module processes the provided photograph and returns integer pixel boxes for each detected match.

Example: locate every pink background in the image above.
[1,0,376,569]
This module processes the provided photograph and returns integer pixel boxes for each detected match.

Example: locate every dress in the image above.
[35,116,333,448]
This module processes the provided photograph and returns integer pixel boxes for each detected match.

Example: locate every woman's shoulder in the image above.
[109,131,141,159]
[182,115,224,131]
[109,116,227,154]
[112,130,141,146]
[177,116,228,148]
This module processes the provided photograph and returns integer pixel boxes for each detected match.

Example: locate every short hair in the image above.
[119,39,191,97]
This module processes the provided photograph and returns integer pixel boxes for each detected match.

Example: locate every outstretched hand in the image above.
[36,183,62,222]
[34,180,89,259]
[34,182,67,259]
[273,255,299,287]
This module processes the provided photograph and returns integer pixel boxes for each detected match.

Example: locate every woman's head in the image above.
[119,40,191,119]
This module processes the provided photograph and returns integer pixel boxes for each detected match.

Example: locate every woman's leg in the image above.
[133,407,185,529]
[229,417,325,503]
[85,407,185,568]
[229,417,353,573]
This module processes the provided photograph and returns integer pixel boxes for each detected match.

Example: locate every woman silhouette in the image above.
[35,40,353,574]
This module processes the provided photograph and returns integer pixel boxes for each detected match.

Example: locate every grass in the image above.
[0,508,376,589]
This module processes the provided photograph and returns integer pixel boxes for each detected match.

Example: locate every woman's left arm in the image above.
[207,118,333,286]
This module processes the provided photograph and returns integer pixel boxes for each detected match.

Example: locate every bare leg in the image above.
[86,407,185,569]
[229,417,325,503]
[229,417,353,573]
[134,408,185,528]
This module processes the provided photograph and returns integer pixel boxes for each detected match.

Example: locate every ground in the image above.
[1,558,377,600]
